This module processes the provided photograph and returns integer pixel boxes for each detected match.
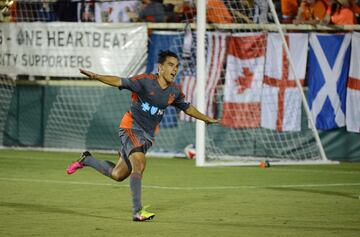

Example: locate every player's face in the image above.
[159,56,179,84]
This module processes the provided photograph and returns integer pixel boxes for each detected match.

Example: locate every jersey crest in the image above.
[167,93,176,105]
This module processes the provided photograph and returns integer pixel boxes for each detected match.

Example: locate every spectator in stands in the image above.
[254,0,269,23]
[226,0,253,24]
[128,0,166,22]
[226,0,270,24]
[273,0,282,20]
[38,2,57,22]
[54,0,77,22]
[182,0,195,22]
[349,0,360,21]
[322,0,357,25]
[94,1,140,23]
[162,0,183,22]
[207,0,234,23]
[0,0,15,22]
[294,0,327,24]
[281,0,299,23]
[78,0,96,22]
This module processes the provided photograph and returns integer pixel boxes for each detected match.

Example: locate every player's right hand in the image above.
[79,68,97,79]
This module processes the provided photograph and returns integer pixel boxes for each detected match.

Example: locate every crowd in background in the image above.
[282,0,360,25]
[0,0,359,25]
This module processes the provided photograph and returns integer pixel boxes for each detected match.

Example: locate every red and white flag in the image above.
[180,32,228,121]
[221,33,266,128]
[261,33,308,132]
[346,32,360,133]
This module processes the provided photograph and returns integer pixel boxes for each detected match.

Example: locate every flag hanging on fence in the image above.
[180,26,197,122]
[221,33,266,128]
[261,33,308,132]
[346,32,360,133]
[181,67,197,121]
[147,31,184,128]
[180,31,229,121]
[308,33,351,130]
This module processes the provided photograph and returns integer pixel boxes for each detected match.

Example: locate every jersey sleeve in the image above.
[118,77,142,93]
[172,91,190,111]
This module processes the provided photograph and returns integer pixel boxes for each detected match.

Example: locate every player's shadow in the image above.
[160,218,360,232]
[0,201,121,220]
[265,187,357,199]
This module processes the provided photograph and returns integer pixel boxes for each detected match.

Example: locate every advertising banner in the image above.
[0,23,147,77]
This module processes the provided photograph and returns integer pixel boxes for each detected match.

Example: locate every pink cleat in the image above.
[66,161,84,175]
[66,151,91,175]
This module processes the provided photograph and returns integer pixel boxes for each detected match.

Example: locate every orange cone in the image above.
[259,161,266,168]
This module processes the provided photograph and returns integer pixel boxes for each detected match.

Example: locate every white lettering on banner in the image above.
[15,29,130,48]
[0,23,148,77]
[20,54,92,68]
[0,53,18,66]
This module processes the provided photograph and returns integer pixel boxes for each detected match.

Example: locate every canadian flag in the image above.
[221,33,266,128]
[261,33,308,132]
[346,32,360,133]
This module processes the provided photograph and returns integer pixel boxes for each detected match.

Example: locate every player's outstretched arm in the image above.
[79,68,122,87]
[184,105,219,125]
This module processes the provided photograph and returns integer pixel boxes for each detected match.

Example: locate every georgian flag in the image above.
[346,32,360,133]
[261,33,308,132]
[221,33,266,128]
[308,33,351,130]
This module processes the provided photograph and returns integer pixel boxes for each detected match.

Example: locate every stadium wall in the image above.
[3,83,360,161]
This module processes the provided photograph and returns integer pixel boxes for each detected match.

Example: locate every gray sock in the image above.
[83,156,115,178]
[130,172,142,215]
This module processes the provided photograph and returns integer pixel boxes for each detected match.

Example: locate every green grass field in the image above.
[0,149,360,237]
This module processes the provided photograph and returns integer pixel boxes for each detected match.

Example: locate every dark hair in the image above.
[157,50,179,64]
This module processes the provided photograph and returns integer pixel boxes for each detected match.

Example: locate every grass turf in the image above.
[0,149,360,237]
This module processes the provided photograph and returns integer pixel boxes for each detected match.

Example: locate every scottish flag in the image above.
[308,33,351,130]
[147,31,184,128]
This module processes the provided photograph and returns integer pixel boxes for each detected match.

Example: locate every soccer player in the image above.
[66,50,218,221]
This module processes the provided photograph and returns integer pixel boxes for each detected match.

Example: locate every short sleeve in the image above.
[172,91,190,111]
[119,77,141,93]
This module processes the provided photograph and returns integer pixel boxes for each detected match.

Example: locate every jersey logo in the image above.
[141,102,163,116]
[168,93,176,105]
[150,106,158,115]
[141,102,151,112]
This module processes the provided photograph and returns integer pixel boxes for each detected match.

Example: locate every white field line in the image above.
[0,177,360,191]
[0,155,359,175]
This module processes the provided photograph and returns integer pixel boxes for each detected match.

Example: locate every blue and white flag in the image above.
[308,33,351,130]
[147,31,184,128]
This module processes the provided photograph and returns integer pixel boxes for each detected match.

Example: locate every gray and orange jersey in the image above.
[118,73,190,138]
